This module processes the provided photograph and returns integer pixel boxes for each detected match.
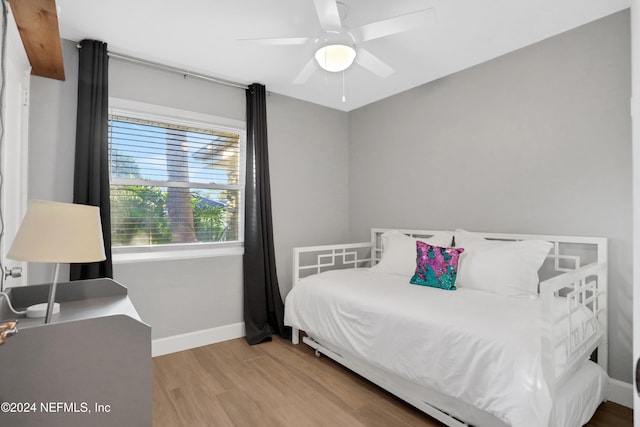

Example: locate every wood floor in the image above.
[153,336,632,427]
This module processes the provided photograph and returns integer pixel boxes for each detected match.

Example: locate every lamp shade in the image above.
[315,44,356,72]
[8,200,106,263]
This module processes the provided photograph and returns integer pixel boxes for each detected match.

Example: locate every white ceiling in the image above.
[55,0,630,112]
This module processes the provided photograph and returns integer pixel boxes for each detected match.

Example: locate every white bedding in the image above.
[284,269,601,427]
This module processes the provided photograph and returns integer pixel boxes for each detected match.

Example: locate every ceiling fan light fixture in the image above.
[315,44,356,72]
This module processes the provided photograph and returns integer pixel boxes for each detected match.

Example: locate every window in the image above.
[108,100,245,254]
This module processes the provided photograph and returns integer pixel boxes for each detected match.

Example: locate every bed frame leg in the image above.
[292,328,299,345]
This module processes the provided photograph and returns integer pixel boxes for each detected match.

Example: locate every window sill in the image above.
[112,245,244,264]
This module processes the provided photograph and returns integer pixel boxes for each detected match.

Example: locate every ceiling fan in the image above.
[241,0,436,84]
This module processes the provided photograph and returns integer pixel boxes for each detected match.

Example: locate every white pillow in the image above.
[369,230,454,277]
[454,229,552,298]
[454,229,501,249]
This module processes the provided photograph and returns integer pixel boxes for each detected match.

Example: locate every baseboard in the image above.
[608,378,633,409]
[152,322,245,357]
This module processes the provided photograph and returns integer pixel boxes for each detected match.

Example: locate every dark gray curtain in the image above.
[70,39,113,280]
[243,83,287,344]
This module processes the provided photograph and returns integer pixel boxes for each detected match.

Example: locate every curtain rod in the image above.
[76,43,248,90]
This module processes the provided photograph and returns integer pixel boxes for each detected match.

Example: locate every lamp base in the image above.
[26,302,60,318]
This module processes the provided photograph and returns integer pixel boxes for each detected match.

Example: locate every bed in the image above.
[284,228,609,427]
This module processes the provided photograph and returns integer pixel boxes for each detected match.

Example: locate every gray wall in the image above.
[348,10,632,382]
[27,45,349,340]
[27,39,79,284]
[267,93,349,297]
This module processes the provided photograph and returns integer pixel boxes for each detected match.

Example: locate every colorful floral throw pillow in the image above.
[410,241,464,290]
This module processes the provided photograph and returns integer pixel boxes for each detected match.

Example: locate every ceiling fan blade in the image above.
[238,37,311,46]
[293,58,318,84]
[355,48,394,78]
[313,0,342,32]
[355,8,436,42]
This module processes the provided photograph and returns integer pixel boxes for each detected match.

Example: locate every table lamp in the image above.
[7,200,106,323]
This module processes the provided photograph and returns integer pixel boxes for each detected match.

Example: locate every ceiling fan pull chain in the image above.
[342,71,346,103]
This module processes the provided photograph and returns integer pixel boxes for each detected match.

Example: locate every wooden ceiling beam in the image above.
[8,0,65,81]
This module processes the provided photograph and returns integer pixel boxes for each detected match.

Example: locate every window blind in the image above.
[108,114,242,247]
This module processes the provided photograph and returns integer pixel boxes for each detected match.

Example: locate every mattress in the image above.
[284,269,607,427]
